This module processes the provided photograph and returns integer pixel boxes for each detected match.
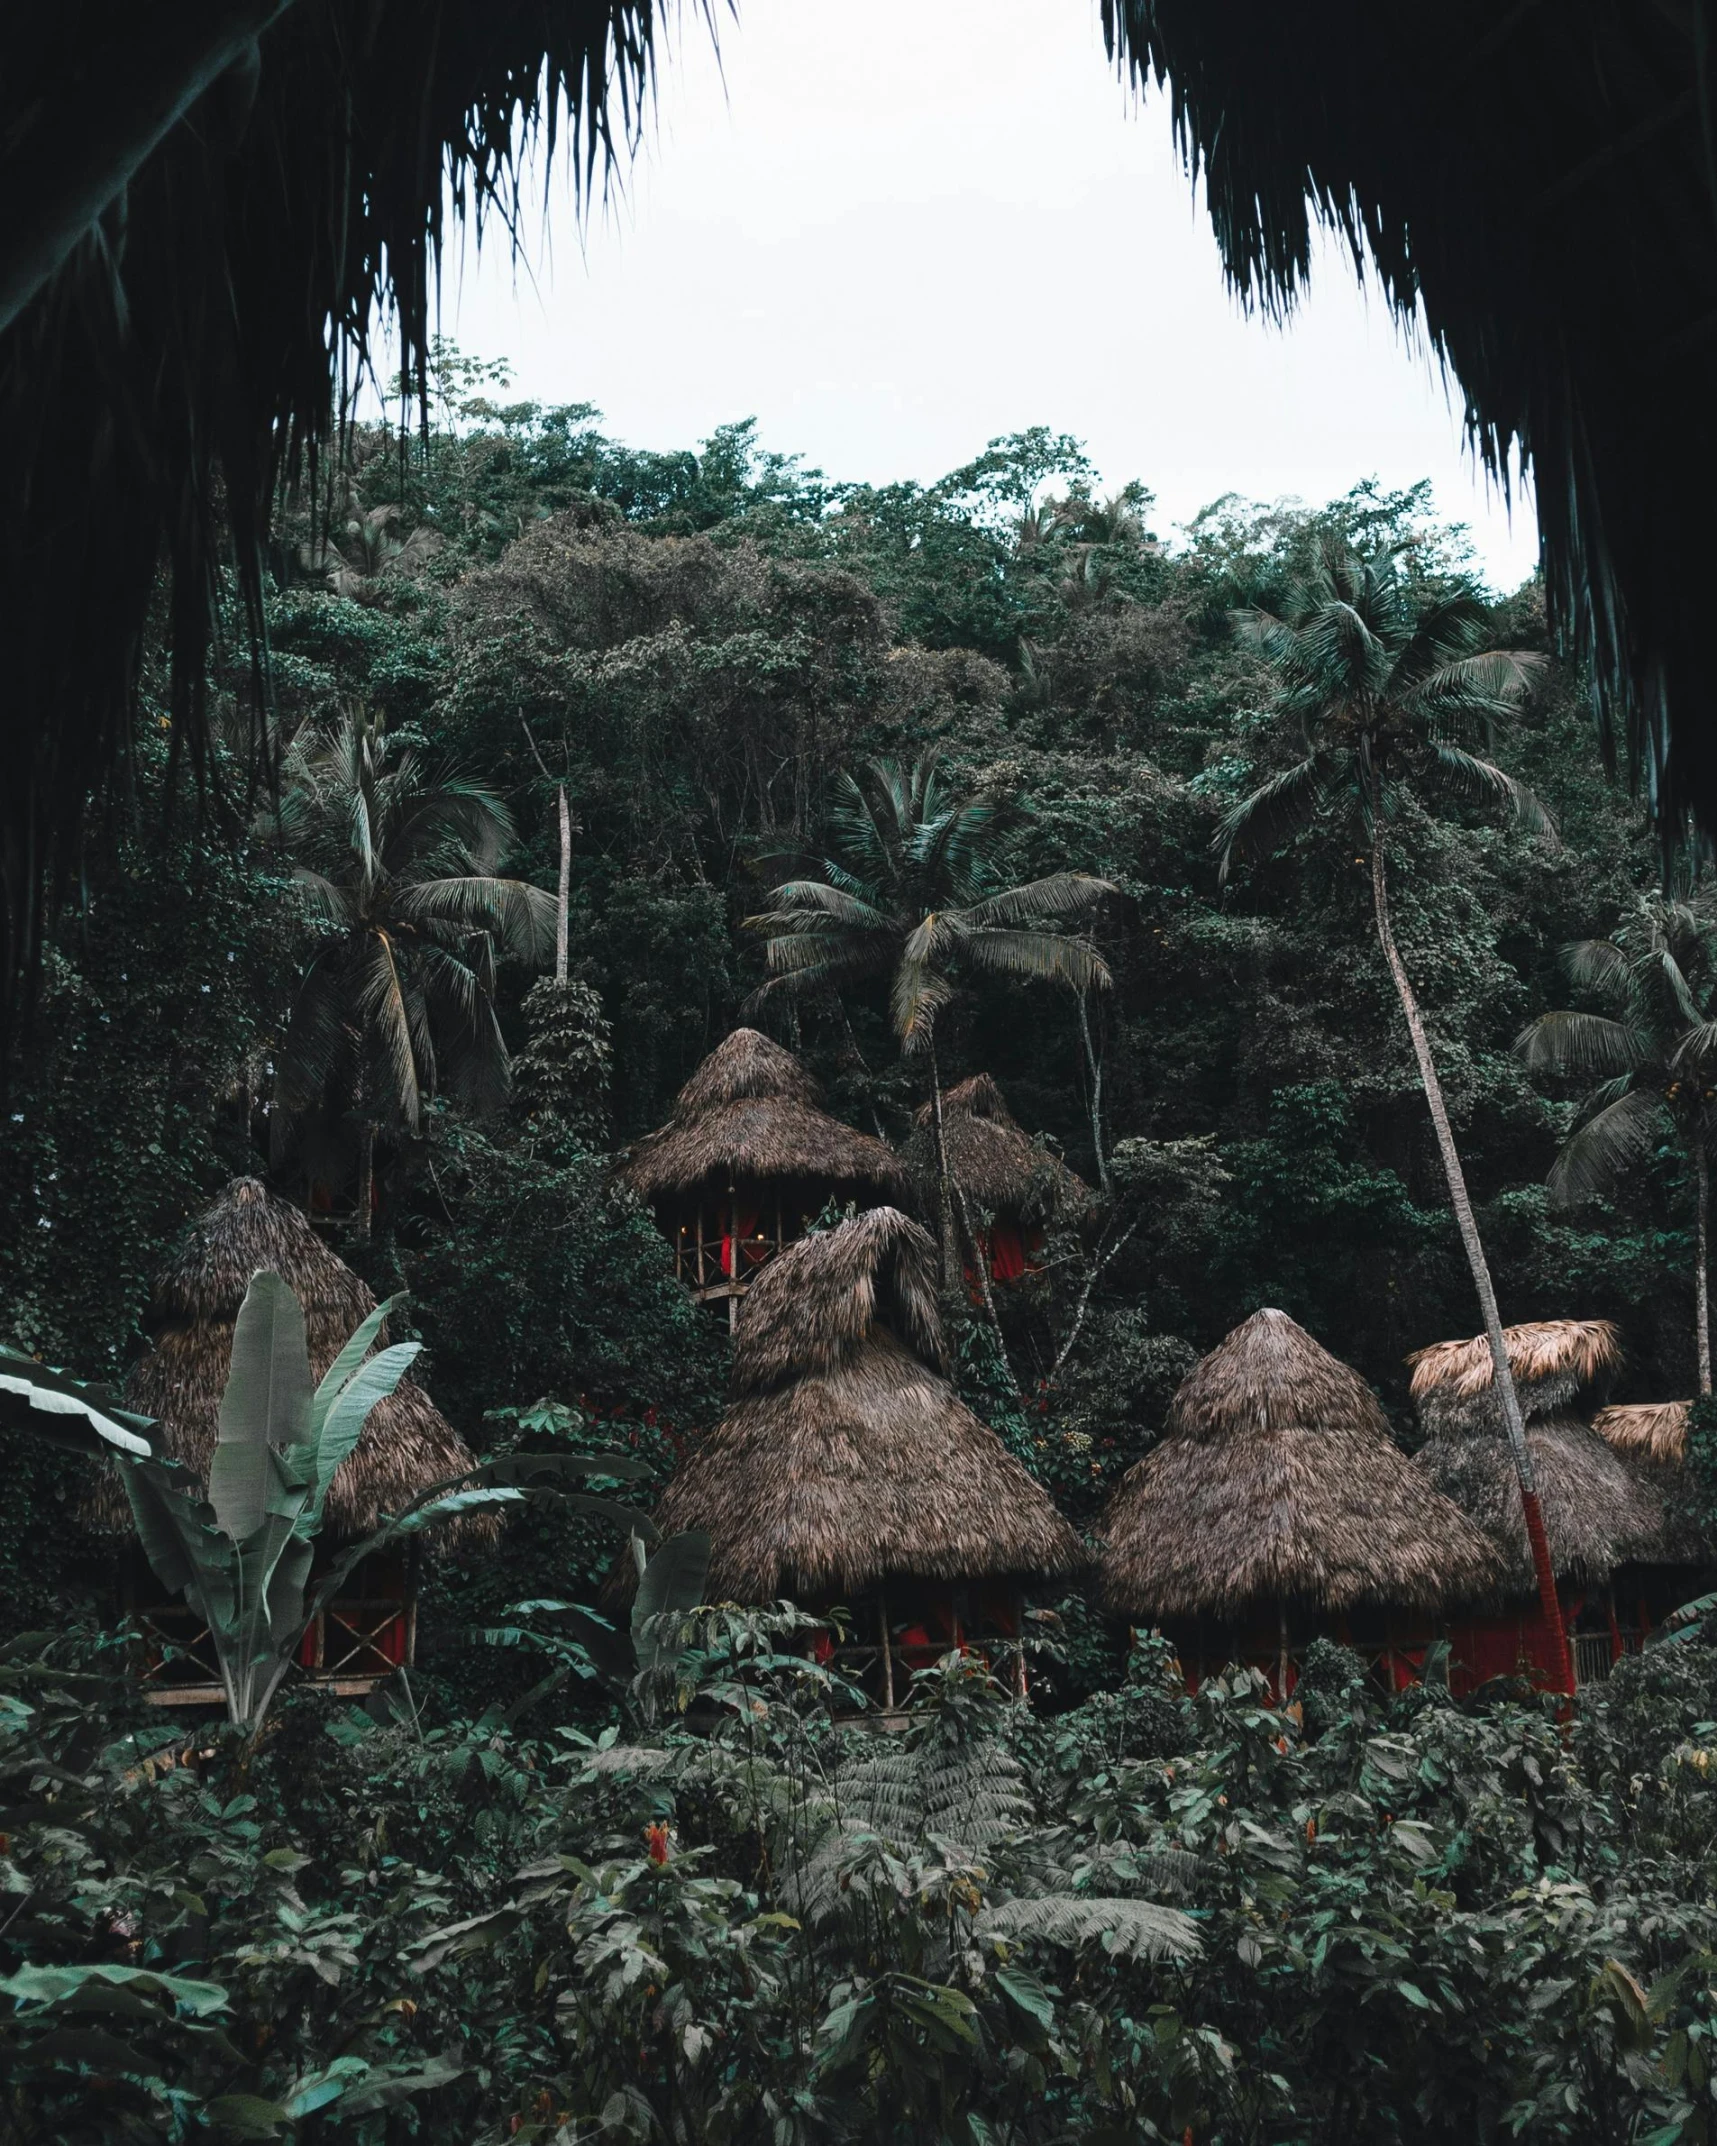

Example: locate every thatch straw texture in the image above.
[646,1209,1084,1600]
[83,1179,490,1546]
[1594,1402,1693,1468]
[1097,1309,1501,1621]
[613,1029,908,1207]
[904,1073,1090,1222]
[1411,1415,1693,1589]
[1407,1320,1622,1435]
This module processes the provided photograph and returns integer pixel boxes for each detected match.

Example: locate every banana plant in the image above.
[107,1271,455,1729]
[2,1273,665,1733]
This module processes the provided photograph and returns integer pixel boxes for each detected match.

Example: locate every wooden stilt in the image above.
[1277,1600,1290,1705]
[879,1590,895,1711]
[1012,1589,1028,1702]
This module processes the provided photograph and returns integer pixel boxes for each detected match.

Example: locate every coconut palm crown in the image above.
[1214,540,1548,883]
[748,753,1114,1052]
[266,703,555,1229]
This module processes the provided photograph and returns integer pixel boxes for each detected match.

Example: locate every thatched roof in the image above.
[1594,1402,1693,1468]
[1106,5,1717,835]
[645,1208,1084,1600]
[1097,1308,1501,1622]
[1406,1320,1622,1435]
[82,1179,490,1545]
[613,1029,909,1208]
[904,1073,1090,1223]
[1411,1414,1698,1590]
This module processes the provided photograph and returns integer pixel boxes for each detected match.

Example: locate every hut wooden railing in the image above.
[673,1195,800,1298]
[127,1551,414,1705]
[820,1588,1031,1715]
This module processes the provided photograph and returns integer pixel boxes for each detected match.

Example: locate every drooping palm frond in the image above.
[1514,1011,1647,1082]
[1424,745,1556,839]
[1547,1090,1667,1207]
[1214,755,1337,884]
[960,930,1111,996]
[959,873,1117,930]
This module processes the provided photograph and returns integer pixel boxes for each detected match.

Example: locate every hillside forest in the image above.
[10,353,1717,2142]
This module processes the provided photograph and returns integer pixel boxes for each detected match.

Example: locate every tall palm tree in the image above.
[266,704,554,1236]
[1214,539,1572,1690]
[748,753,1114,1283]
[1517,895,1717,1395]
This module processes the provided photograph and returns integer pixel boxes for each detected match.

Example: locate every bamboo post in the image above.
[879,1590,895,1711]
[1012,1588,1028,1702]
[1277,1600,1290,1705]
[727,1172,739,1333]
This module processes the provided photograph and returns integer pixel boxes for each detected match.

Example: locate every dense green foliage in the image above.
[10,1621,1717,2141]
[8,362,1717,2136]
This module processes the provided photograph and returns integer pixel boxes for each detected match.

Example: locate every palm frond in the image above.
[1214,754,1338,883]
[745,884,892,934]
[1548,1088,1667,1206]
[1423,745,1556,838]
[1562,937,1639,1009]
[356,931,422,1131]
[958,873,1118,930]
[395,875,556,963]
[1514,1011,1646,1080]
[962,930,1112,994]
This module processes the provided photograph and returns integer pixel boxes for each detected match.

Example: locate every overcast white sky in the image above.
[443,0,1538,591]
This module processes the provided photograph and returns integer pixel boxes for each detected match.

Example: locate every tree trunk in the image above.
[954,1177,1021,1400]
[355,1120,375,1244]
[555,785,571,986]
[1366,761,1573,1697]
[1077,983,1111,1194]
[1698,1142,1713,1397]
[928,1035,958,1287]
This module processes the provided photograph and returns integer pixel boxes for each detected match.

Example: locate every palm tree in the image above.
[748,753,1114,1283]
[266,704,555,1236]
[1214,538,1572,1691]
[1517,895,1717,1395]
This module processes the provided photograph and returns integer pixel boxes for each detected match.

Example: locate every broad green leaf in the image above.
[213,1274,313,1540]
[308,1291,406,1431]
[0,1963,228,2017]
[633,1530,711,1671]
[0,1353,153,1458]
[311,1341,420,1506]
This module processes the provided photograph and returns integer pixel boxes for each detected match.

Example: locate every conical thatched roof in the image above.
[1408,1325,1698,1586]
[904,1073,1090,1223]
[1594,1402,1692,1468]
[82,1179,490,1545]
[1406,1320,1622,1435]
[1097,1308,1501,1621]
[646,1208,1084,1601]
[1411,1418,1688,1591]
[613,1029,909,1207]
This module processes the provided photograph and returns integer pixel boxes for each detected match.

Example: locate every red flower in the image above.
[645,1823,671,1866]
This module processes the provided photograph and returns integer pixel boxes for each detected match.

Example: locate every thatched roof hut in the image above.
[904,1073,1090,1227]
[1097,1308,1501,1621]
[614,1029,908,1211]
[84,1178,489,1544]
[646,1207,1084,1602]
[1407,1320,1694,1587]
[1594,1402,1693,1469]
